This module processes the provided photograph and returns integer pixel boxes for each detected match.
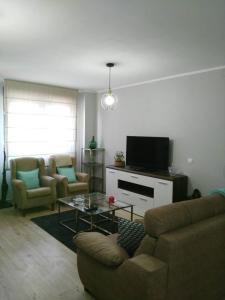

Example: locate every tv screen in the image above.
[126,136,169,171]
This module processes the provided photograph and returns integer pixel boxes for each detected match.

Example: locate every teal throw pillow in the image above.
[57,167,77,183]
[16,169,40,190]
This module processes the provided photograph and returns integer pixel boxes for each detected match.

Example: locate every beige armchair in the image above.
[49,154,89,198]
[11,157,56,216]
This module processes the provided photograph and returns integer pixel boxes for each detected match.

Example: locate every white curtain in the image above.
[4,80,78,163]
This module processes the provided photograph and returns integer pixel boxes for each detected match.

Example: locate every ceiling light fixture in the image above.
[101,63,118,110]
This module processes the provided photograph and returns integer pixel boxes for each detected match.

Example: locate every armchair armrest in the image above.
[12,179,27,208]
[76,172,89,183]
[74,232,128,267]
[52,173,68,197]
[40,176,56,201]
[119,254,168,300]
[52,173,68,184]
[12,179,26,191]
[40,175,56,187]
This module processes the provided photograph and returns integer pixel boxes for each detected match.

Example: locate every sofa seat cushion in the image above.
[27,187,51,199]
[74,232,128,267]
[68,182,88,193]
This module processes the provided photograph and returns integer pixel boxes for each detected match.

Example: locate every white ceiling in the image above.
[0,0,225,91]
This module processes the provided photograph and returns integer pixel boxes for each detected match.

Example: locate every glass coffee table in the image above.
[57,192,133,235]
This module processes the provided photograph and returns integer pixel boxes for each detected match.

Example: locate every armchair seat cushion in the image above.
[74,232,129,267]
[27,187,51,199]
[68,182,88,193]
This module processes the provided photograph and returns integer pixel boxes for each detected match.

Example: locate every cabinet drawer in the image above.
[118,171,157,187]
[118,189,154,217]
[117,189,134,205]
[134,194,154,211]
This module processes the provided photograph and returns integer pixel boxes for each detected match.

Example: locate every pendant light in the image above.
[101,63,118,110]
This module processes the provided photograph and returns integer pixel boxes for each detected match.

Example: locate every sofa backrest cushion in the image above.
[183,194,225,223]
[144,194,225,238]
[144,201,191,238]
[154,214,225,300]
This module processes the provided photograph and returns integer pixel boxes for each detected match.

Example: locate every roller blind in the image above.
[4,80,77,163]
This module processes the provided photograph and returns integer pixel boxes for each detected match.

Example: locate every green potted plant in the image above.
[114,151,125,167]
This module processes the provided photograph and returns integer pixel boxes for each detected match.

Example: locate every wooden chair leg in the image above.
[51,203,55,211]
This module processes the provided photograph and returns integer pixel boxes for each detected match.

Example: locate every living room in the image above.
[0,1,225,300]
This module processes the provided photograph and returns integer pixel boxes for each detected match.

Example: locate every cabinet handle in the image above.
[122,192,129,196]
[109,171,115,174]
[157,181,168,185]
[130,175,138,179]
[139,197,148,202]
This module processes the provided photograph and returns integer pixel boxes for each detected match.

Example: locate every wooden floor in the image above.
[0,205,139,300]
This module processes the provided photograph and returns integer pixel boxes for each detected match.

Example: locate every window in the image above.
[4,80,77,163]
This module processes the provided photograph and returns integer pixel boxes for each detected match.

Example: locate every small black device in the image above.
[84,206,98,212]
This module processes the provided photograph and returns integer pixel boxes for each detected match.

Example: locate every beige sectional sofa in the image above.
[75,194,225,300]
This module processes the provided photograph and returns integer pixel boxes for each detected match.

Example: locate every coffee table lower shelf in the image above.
[57,200,133,235]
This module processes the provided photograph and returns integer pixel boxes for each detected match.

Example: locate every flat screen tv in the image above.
[126,136,169,171]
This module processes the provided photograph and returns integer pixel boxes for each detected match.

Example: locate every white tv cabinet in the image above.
[106,166,188,216]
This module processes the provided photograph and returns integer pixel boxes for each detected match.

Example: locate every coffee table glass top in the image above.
[58,192,132,215]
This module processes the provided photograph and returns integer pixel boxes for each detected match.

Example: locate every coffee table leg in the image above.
[90,215,93,231]
[112,210,115,223]
[58,201,61,219]
[75,209,79,230]
[131,205,133,221]
[112,210,117,232]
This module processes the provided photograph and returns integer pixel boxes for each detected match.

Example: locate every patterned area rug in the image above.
[31,210,118,252]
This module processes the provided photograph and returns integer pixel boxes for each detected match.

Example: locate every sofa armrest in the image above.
[74,232,129,267]
[76,172,89,183]
[119,254,168,300]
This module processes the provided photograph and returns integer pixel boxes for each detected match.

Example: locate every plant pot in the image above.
[114,161,125,167]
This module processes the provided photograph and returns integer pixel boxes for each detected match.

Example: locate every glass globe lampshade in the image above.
[101,62,118,111]
[101,91,118,110]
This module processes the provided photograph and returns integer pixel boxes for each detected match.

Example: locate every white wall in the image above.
[76,92,98,170]
[0,81,3,186]
[98,69,225,195]
[84,92,97,148]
